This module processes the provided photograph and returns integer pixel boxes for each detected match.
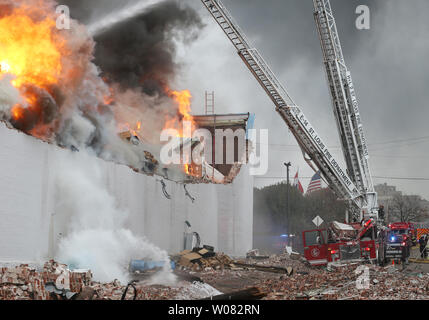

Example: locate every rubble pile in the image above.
[0,261,91,300]
[2,257,428,300]
[174,249,234,271]
[91,282,181,300]
[260,264,429,300]
[239,252,316,275]
[0,260,218,300]
[0,260,187,300]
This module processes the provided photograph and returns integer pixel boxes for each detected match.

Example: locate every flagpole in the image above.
[284,162,292,248]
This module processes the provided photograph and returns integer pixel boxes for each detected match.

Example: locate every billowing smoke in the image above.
[1,0,204,154]
[10,85,59,133]
[93,0,203,96]
[61,0,204,96]
[0,0,203,283]
[54,151,176,284]
[0,75,21,113]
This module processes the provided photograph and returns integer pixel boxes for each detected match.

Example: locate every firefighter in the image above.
[378,205,385,221]
[419,234,428,259]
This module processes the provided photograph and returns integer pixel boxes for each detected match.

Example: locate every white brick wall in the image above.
[0,122,253,264]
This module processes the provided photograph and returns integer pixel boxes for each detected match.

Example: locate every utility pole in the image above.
[284,162,292,246]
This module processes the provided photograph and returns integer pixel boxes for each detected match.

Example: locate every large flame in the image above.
[170,90,193,122]
[164,89,199,176]
[164,89,196,137]
[0,2,199,178]
[0,4,69,139]
[0,7,65,89]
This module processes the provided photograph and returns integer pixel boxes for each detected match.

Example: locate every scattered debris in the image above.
[2,255,428,300]
[0,260,91,300]
[129,260,175,276]
[246,249,269,260]
[259,263,429,300]
[175,281,222,300]
[174,250,234,272]
[202,287,266,300]
[232,262,294,275]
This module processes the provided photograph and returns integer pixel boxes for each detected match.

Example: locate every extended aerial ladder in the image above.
[201,0,367,220]
[313,0,378,219]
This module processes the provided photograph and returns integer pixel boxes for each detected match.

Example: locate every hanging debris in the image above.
[160,180,171,200]
[184,184,196,203]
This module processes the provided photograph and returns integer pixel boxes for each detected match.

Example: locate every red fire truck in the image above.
[388,222,417,246]
[302,220,378,266]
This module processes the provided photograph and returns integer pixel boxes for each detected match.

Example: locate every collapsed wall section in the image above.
[0,122,253,264]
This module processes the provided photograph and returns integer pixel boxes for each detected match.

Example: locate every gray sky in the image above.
[65,0,429,199]
[177,0,429,200]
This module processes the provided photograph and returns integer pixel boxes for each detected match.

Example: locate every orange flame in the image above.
[163,89,196,138]
[162,89,200,176]
[117,120,143,140]
[0,7,65,90]
[11,105,24,121]
[170,90,193,122]
[185,164,191,175]
[0,4,69,139]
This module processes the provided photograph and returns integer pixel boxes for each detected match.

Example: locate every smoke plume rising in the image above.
[0,0,204,282]
[54,150,176,284]
[92,0,204,96]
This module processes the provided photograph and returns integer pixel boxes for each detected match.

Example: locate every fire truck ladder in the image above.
[313,0,377,217]
[201,0,364,215]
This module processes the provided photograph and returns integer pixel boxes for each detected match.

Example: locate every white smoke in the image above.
[54,150,176,285]
[0,75,21,114]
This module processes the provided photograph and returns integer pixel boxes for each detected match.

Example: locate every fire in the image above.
[118,121,142,139]
[103,86,115,105]
[0,8,65,89]
[162,89,200,177]
[0,4,68,136]
[130,121,142,137]
[0,61,10,73]
[164,89,196,137]
[0,3,199,179]
[11,105,24,121]
[185,164,191,175]
[170,90,193,122]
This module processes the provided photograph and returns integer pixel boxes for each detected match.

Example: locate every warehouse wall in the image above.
[0,123,253,264]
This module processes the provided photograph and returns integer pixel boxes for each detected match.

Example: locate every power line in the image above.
[373,176,429,181]
[255,176,313,180]
[370,154,429,159]
[370,135,429,146]
[256,135,429,150]
[255,176,429,181]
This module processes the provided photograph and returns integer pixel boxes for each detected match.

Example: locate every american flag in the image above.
[293,171,304,194]
[307,171,322,194]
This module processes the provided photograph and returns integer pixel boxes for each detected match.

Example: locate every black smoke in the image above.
[62,0,204,96]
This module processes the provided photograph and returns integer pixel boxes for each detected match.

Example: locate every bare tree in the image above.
[390,194,429,222]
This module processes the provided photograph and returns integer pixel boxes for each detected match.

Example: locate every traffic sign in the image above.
[312,216,324,227]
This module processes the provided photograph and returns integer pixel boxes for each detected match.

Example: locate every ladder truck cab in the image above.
[378,224,412,266]
[388,222,417,246]
[302,219,378,266]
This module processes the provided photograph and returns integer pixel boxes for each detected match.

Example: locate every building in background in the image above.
[375,183,429,223]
